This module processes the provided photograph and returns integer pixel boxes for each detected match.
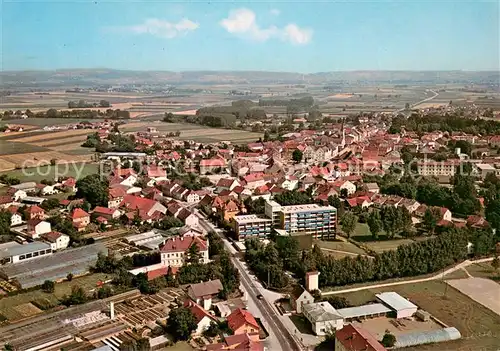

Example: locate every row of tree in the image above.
[68,99,110,109]
[389,113,500,135]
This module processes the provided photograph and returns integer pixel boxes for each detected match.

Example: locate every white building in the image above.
[42,232,70,250]
[160,236,209,268]
[26,219,52,239]
[10,213,22,227]
[303,302,344,336]
[0,241,52,264]
[376,292,418,319]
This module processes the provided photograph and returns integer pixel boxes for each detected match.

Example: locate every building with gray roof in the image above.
[394,327,461,348]
[0,241,52,264]
[302,302,344,336]
[337,303,392,321]
[376,292,418,318]
[0,243,107,289]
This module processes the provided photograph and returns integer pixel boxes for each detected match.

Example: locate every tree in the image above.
[423,207,441,234]
[341,212,358,238]
[63,285,87,305]
[292,149,303,163]
[0,211,12,236]
[186,244,201,265]
[76,174,109,208]
[41,280,55,293]
[167,307,197,341]
[66,273,73,281]
[367,210,383,239]
[382,333,396,347]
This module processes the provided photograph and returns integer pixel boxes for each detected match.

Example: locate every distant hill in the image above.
[0,69,498,87]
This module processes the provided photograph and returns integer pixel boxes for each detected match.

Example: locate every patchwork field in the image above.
[339,281,500,351]
[447,277,500,316]
[0,162,99,182]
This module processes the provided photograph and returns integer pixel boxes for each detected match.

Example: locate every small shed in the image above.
[376,292,418,319]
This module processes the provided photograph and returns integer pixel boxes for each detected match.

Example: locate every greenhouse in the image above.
[394,327,461,348]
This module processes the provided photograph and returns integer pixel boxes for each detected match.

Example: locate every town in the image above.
[0,88,500,351]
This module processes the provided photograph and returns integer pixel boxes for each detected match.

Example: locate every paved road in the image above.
[395,89,439,114]
[322,257,495,296]
[195,210,302,351]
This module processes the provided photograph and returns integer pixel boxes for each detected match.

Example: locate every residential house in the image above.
[183,300,218,336]
[187,279,224,310]
[93,206,121,220]
[71,208,90,231]
[8,188,27,202]
[37,184,57,196]
[331,180,356,196]
[120,195,167,222]
[216,178,241,193]
[0,196,14,209]
[61,178,77,192]
[26,205,45,220]
[176,208,199,228]
[160,236,209,268]
[365,183,380,194]
[7,206,22,227]
[42,231,70,250]
[206,334,263,351]
[467,215,489,229]
[200,158,226,175]
[290,286,315,314]
[108,187,127,209]
[185,191,200,204]
[227,308,260,342]
[26,219,52,239]
[335,324,387,351]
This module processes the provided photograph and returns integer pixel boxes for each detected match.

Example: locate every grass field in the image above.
[314,239,368,256]
[464,263,500,283]
[0,273,108,322]
[338,281,500,351]
[346,223,415,253]
[0,162,99,182]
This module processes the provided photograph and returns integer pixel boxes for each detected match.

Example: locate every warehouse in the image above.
[0,241,52,264]
[0,243,107,288]
[337,303,392,322]
[376,292,418,319]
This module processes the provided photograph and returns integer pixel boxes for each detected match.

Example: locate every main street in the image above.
[194,210,303,351]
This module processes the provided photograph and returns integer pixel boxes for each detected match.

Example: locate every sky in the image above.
[1,0,499,72]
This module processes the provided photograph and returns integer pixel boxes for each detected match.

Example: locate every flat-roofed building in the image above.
[279,204,337,239]
[231,215,272,241]
[417,161,460,177]
[0,241,52,264]
[303,301,344,335]
[376,292,418,319]
[475,163,499,179]
[337,303,392,322]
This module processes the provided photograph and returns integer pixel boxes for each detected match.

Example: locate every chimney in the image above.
[110,301,115,320]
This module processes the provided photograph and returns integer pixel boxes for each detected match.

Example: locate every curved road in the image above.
[396,89,439,113]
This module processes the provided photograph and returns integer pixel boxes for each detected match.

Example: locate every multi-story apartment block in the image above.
[265,201,337,239]
[417,161,460,177]
[231,214,273,241]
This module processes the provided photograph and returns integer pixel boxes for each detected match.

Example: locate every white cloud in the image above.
[220,8,312,45]
[283,24,313,45]
[116,18,199,39]
[270,9,280,16]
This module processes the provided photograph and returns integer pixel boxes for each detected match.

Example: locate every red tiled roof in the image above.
[183,300,217,323]
[72,208,89,219]
[109,186,127,199]
[6,205,19,214]
[227,308,260,332]
[146,166,166,178]
[93,206,117,215]
[114,168,136,177]
[0,196,13,204]
[335,324,387,351]
[120,195,158,213]
[42,231,64,242]
[62,178,76,187]
[200,158,226,167]
[160,236,207,253]
[27,205,44,214]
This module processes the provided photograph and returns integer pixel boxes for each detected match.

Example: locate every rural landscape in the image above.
[1,1,500,351]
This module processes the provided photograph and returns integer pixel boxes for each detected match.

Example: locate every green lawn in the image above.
[0,162,99,182]
[347,223,414,253]
[314,239,367,255]
[0,273,109,321]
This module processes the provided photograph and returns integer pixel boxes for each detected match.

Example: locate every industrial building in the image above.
[124,229,166,250]
[0,241,52,264]
[0,243,107,289]
[375,292,418,319]
[231,214,273,240]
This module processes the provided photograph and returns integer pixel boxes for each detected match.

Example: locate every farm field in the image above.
[447,277,500,316]
[0,162,99,182]
[338,281,500,351]
[0,273,108,322]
